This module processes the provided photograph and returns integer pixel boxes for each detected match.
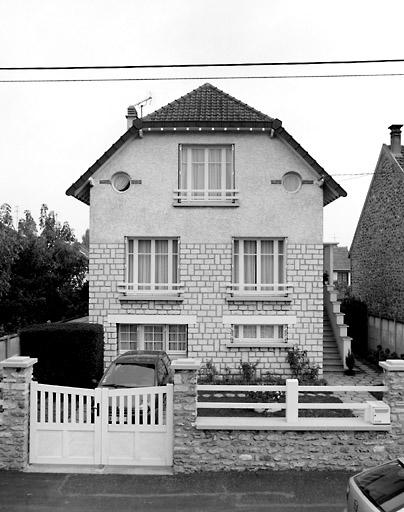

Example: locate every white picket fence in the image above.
[196,380,390,431]
[30,381,173,466]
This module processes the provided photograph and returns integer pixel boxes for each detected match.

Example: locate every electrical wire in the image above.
[2,58,404,71]
[1,73,404,83]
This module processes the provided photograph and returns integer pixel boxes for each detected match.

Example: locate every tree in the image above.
[0,204,88,334]
[0,204,21,299]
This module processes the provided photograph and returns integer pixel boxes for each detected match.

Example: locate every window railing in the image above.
[118,282,184,295]
[173,189,239,202]
[227,283,293,295]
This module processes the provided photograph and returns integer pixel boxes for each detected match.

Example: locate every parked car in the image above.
[346,458,404,511]
[98,351,172,425]
[97,350,172,388]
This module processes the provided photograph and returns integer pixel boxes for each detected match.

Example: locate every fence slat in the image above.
[197,402,286,409]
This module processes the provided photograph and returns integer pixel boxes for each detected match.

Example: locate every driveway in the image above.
[0,470,352,512]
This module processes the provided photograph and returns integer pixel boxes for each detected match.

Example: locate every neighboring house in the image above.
[66,83,346,376]
[333,246,350,287]
[323,243,350,298]
[350,124,404,356]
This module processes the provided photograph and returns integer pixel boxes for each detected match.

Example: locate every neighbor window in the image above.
[177,145,236,201]
[125,238,179,293]
[118,324,187,355]
[233,239,286,293]
[233,324,285,343]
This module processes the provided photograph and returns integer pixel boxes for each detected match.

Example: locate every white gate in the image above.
[29,381,173,467]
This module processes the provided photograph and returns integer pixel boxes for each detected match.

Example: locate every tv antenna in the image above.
[134,93,152,118]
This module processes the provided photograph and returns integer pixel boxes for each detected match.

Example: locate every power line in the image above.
[2,58,404,72]
[332,172,374,176]
[2,72,404,84]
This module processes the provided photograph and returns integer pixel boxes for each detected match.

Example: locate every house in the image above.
[350,124,404,357]
[66,83,346,376]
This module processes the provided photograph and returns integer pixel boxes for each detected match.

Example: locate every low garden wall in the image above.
[172,360,404,473]
[1,356,403,473]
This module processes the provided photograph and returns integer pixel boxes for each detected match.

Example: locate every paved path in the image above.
[324,360,384,419]
[0,470,353,512]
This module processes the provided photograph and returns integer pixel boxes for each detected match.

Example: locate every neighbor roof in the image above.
[66,83,346,206]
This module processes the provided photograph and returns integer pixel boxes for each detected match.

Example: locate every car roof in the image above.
[113,350,169,365]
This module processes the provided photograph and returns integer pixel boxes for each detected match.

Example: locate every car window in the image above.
[355,460,404,512]
[101,363,155,387]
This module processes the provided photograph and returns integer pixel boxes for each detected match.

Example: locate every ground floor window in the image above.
[118,324,187,356]
[233,324,285,344]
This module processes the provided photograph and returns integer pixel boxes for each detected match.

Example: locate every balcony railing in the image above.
[173,189,239,203]
[118,282,184,296]
[227,283,293,296]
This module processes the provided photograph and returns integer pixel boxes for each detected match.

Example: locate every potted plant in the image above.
[345,350,356,375]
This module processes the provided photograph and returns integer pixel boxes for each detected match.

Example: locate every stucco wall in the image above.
[89,132,323,244]
[351,149,404,322]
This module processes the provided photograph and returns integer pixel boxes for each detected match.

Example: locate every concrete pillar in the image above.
[0,356,37,470]
[379,359,404,437]
[171,358,201,473]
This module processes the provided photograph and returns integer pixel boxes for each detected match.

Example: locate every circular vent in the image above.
[111,172,131,192]
[282,172,302,193]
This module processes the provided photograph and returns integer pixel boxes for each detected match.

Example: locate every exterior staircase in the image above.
[323,309,344,373]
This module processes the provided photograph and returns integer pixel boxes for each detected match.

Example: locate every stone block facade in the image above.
[172,361,404,473]
[351,150,404,322]
[89,241,323,376]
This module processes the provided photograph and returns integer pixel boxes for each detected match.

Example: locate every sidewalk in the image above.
[0,470,353,512]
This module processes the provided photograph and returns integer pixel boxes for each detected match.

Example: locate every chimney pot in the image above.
[126,105,138,129]
[388,124,403,155]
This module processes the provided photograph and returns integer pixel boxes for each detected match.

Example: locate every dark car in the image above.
[98,350,172,389]
[346,458,404,512]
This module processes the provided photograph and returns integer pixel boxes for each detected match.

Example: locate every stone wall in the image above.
[0,356,37,470]
[351,149,404,323]
[172,360,404,474]
[89,242,323,375]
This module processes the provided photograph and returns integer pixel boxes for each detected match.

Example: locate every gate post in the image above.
[171,358,201,473]
[0,356,37,470]
[379,359,404,437]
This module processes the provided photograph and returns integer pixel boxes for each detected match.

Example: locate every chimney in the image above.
[126,105,138,129]
[388,124,403,155]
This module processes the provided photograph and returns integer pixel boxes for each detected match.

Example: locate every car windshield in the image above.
[355,460,404,512]
[101,363,155,387]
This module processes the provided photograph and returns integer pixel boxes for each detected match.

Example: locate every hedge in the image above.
[340,297,368,357]
[20,322,104,388]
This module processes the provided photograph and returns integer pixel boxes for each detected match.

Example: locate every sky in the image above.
[1,0,404,247]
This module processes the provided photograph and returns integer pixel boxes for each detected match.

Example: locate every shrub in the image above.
[198,359,218,383]
[239,360,259,383]
[20,322,104,388]
[286,345,320,383]
[345,350,355,370]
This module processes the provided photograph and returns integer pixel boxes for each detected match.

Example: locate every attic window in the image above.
[282,172,302,193]
[112,172,131,192]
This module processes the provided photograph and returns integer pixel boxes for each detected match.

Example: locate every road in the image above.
[0,470,352,512]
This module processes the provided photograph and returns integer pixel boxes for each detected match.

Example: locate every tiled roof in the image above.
[333,246,350,271]
[142,83,274,124]
[394,148,404,169]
